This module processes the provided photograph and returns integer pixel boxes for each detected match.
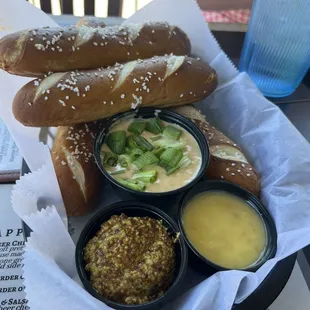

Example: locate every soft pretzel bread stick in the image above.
[51,123,103,216]
[51,17,108,216]
[172,106,260,196]
[0,22,190,77]
[13,55,218,127]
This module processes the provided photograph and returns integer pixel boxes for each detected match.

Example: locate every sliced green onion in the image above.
[133,151,159,170]
[178,156,192,169]
[145,118,165,134]
[119,154,132,168]
[153,138,185,150]
[110,168,127,175]
[100,151,118,167]
[128,120,146,135]
[163,125,182,140]
[124,147,132,154]
[130,148,144,160]
[133,135,154,151]
[152,146,165,158]
[116,179,146,192]
[166,166,179,175]
[165,156,192,175]
[159,148,183,171]
[150,135,162,142]
[106,131,126,155]
[126,135,139,149]
[132,170,157,183]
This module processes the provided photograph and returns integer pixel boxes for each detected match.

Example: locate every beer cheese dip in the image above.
[182,191,267,269]
[100,116,201,192]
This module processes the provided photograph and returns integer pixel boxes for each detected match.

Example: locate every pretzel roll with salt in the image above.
[0,22,190,77]
[13,55,218,127]
[51,122,104,216]
[172,105,260,196]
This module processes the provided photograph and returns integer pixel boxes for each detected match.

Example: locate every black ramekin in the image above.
[76,201,188,310]
[93,108,209,197]
[177,180,277,272]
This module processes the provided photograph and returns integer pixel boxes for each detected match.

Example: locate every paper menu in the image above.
[0,119,21,175]
[0,184,28,310]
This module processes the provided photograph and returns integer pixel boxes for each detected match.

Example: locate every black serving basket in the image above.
[21,154,296,310]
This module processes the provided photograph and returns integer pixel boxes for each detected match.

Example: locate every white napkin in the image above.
[11,152,67,227]
[1,0,310,309]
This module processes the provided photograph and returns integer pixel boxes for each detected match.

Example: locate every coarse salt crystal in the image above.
[72,106,76,110]
[28,102,32,106]
[121,94,125,99]
[180,94,184,98]
[246,173,251,177]
[226,168,230,171]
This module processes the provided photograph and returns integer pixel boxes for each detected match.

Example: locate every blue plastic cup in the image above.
[239,0,310,98]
